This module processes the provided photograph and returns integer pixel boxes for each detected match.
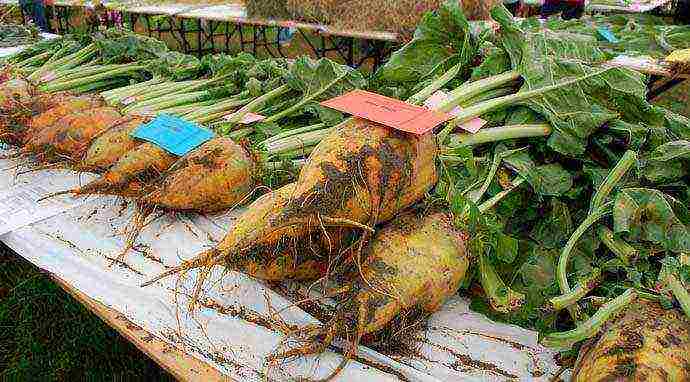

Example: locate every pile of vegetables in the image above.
[2,4,689,380]
[1,27,372,264]
[542,13,690,59]
[143,3,689,379]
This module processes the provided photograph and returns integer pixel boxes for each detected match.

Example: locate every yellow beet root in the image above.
[23,95,105,144]
[291,117,438,227]
[103,137,259,267]
[573,300,690,382]
[0,79,32,145]
[273,207,471,380]
[143,183,346,284]
[0,82,76,146]
[25,106,122,163]
[73,143,177,197]
[81,116,147,172]
[142,137,257,212]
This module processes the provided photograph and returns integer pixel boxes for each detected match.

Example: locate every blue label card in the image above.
[596,26,619,43]
[131,114,215,156]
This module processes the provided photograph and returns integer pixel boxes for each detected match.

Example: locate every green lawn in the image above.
[0,243,174,381]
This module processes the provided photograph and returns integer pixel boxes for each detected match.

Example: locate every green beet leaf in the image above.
[502,150,573,196]
[530,199,574,249]
[491,6,659,157]
[374,0,476,91]
[277,57,367,120]
[613,188,690,253]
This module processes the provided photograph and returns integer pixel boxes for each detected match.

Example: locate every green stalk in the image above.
[446,124,552,147]
[263,77,342,123]
[553,150,637,320]
[261,123,326,146]
[460,86,515,108]
[438,68,615,142]
[437,70,520,113]
[126,90,213,115]
[478,177,527,213]
[274,146,315,160]
[123,79,211,109]
[478,251,526,314]
[183,92,252,121]
[406,62,463,106]
[70,78,128,94]
[44,64,123,84]
[263,128,332,155]
[156,99,221,116]
[124,88,216,114]
[28,43,97,82]
[227,128,254,140]
[638,291,662,302]
[14,51,52,69]
[468,147,526,203]
[541,289,636,348]
[597,226,637,265]
[43,43,81,66]
[548,268,602,311]
[101,77,165,102]
[117,81,186,109]
[222,84,291,132]
[557,203,612,321]
[39,65,147,93]
[589,150,636,214]
[190,98,254,125]
[47,63,143,85]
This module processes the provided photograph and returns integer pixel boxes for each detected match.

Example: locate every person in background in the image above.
[19,0,49,32]
[504,0,521,15]
[541,0,585,20]
[678,0,689,24]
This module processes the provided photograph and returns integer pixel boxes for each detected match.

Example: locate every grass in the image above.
[0,242,174,381]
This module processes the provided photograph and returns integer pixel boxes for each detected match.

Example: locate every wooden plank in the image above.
[49,274,232,382]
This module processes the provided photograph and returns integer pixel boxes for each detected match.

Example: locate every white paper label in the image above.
[0,180,85,236]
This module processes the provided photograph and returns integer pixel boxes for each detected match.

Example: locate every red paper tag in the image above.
[320,90,453,135]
